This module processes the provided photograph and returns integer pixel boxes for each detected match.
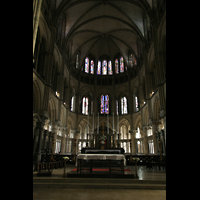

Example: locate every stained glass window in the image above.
[134,59,137,65]
[100,95,104,114]
[116,100,118,115]
[90,60,94,74]
[115,59,119,74]
[135,96,139,111]
[120,56,124,73]
[76,54,79,68]
[97,61,101,75]
[85,57,89,73]
[136,127,141,138]
[108,60,113,75]
[100,94,109,114]
[71,96,74,111]
[121,98,123,114]
[82,97,88,115]
[121,97,128,114]
[104,95,109,114]
[102,60,107,75]
[130,54,133,68]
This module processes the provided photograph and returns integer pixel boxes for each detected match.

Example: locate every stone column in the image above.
[33,117,38,139]
[160,110,166,147]
[142,126,149,155]
[51,121,59,154]
[152,121,160,155]
[34,120,45,162]
[33,129,39,156]
[61,127,67,154]
[47,132,51,150]
[129,130,137,155]
[43,130,49,149]
[33,0,43,57]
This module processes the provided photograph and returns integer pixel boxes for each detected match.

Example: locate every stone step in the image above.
[33,177,165,184]
[33,178,166,190]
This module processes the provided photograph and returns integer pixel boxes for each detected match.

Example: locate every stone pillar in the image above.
[33,0,43,57]
[33,129,39,156]
[51,121,59,154]
[142,126,149,155]
[152,121,160,155]
[130,130,137,155]
[34,120,45,162]
[43,130,49,149]
[48,132,52,150]
[61,127,67,154]
[160,110,166,147]
[33,117,38,139]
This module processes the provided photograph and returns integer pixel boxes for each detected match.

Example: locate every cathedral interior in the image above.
[33,0,166,198]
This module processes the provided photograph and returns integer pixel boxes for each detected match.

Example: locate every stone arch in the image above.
[48,98,56,122]
[37,37,47,79]
[60,107,65,127]
[33,80,41,113]
[134,114,141,130]
[153,97,160,121]
[143,108,149,126]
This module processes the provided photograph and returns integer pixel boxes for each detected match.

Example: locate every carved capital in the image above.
[159,110,166,119]
[148,118,153,126]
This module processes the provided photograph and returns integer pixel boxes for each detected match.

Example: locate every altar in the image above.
[67,123,134,178]
[76,153,126,174]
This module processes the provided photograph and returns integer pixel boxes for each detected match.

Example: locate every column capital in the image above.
[129,129,137,134]
[33,117,38,129]
[148,118,153,126]
[141,125,148,131]
[159,110,166,119]
[152,120,161,126]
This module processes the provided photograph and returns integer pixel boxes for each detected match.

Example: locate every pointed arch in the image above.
[153,97,160,121]
[33,80,41,113]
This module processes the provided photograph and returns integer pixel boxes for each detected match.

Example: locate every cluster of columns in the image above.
[130,121,166,156]
[33,117,69,163]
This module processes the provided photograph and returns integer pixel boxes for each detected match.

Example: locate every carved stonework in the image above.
[148,118,153,126]
[159,110,166,119]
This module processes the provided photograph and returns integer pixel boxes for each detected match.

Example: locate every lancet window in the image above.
[120,56,124,73]
[121,97,128,114]
[85,57,89,73]
[100,94,109,114]
[82,97,89,115]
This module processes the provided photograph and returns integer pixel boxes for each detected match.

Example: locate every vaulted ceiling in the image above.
[56,0,152,66]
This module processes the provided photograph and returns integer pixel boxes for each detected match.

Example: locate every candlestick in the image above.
[97,112,99,134]
[107,113,109,134]
[113,112,114,135]
[93,112,94,134]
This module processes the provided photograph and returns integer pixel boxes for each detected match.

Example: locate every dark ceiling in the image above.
[55,0,152,67]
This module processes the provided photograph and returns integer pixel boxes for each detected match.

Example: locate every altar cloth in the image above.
[76,154,126,166]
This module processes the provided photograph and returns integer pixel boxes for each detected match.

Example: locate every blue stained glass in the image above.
[97,61,101,75]
[108,61,112,75]
[115,59,119,74]
[101,95,104,114]
[85,57,89,73]
[104,95,109,114]
[100,95,109,114]
[90,60,94,74]
[120,56,124,73]
[102,60,107,75]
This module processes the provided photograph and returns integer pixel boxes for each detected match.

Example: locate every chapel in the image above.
[33,0,166,184]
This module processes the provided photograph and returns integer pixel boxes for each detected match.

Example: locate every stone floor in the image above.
[33,164,166,180]
[33,188,166,200]
[33,164,166,200]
